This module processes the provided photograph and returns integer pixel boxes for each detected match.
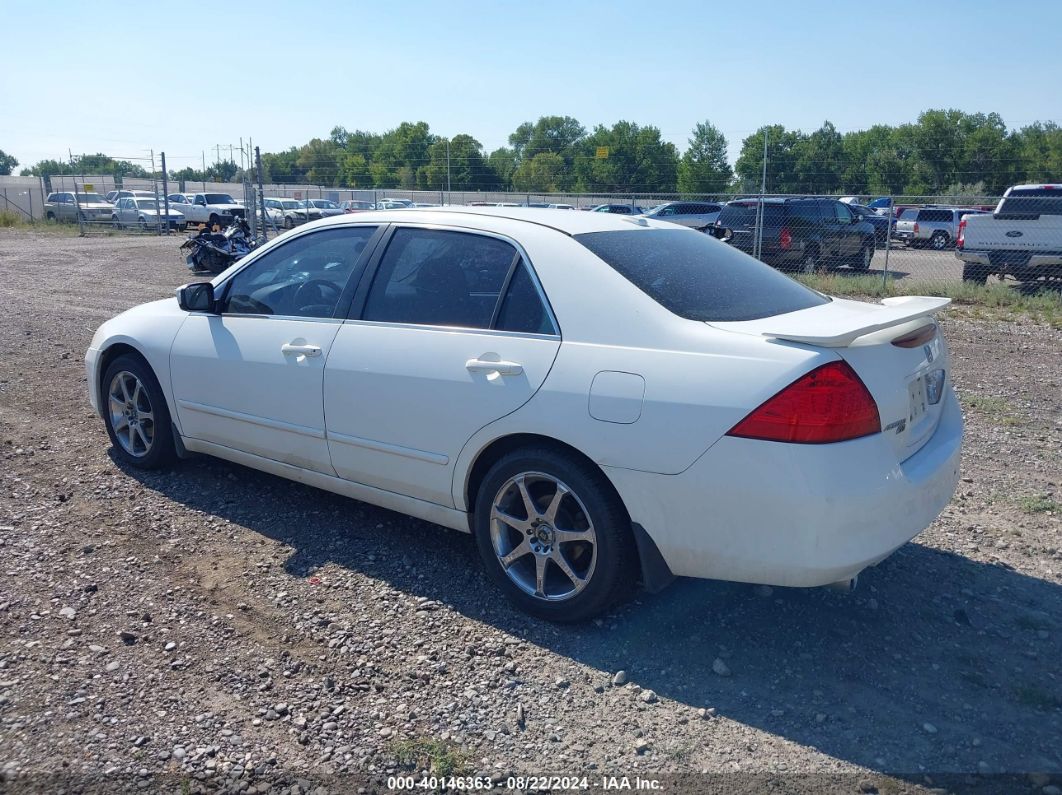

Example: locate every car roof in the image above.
[310,205,672,236]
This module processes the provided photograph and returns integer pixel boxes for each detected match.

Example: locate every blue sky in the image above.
[2,0,1060,172]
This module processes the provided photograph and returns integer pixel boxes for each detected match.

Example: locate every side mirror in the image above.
[177,282,217,313]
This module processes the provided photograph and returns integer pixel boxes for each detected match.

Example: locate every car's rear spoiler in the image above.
[709,296,951,347]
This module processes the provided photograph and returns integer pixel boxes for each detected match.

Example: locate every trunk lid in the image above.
[961,212,1060,252]
[709,296,952,461]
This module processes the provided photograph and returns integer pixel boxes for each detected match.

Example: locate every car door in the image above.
[832,201,860,258]
[169,225,381,474]
[324,225,561,507]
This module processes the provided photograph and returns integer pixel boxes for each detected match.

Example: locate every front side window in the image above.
[222,227,377,318]
[362,228,519,329]
[833,202,853,222]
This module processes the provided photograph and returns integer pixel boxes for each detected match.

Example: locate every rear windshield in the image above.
[999,189,1062,216]
[717,203,785,228]
[574,229,829,322]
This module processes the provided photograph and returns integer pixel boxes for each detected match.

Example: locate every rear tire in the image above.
[962,262,990,285]
[799,247,820,274]
[473,447,636,622]
[930,231,950,250]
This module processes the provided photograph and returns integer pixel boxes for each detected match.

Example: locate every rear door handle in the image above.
[466,358,523,376]
[281,343,322,358]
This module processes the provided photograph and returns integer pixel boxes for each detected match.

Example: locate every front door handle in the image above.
[466,358,523,376]
[281,343,322,358]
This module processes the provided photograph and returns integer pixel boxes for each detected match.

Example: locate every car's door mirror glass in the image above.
[177,282,216,313]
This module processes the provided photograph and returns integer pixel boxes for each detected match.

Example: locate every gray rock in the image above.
[105,661,120,672]
[639,689,657,704]
[611,670,628,686]
[922,722,938,734]
[59,607,76,620]
[711,658,731,677]
[164,641,177,652]
[634,739,650,755]
[554,677,569,689]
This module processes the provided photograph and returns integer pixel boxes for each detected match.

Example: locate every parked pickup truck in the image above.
[179,193,246,228]
[956,184,1062,283]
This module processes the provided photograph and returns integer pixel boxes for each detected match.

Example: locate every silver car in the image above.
[893,207,987,250]
[643,201,723,231]
[44,192,114,224]
[111,197,186,230]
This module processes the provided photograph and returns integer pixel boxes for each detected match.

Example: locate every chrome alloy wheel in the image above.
[490,472,598,601]
[107,370,155,457]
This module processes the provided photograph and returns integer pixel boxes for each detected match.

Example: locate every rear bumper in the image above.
[605,389,962,588]
[956,249,1062,270]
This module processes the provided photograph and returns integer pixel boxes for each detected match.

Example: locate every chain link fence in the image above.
[14,160,1062,290]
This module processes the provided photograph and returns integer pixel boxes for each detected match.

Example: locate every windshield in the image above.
[313,200,338,209]
[204,194,236,204]
[574,229,829,322]
[134,198,162,208]
[76,193,106,203]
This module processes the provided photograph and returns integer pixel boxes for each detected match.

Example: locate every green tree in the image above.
[794,121,843,193]
[677,122,732,193]
[487,147,518,189]
[512,152,566,192]
[573,121,678,192]
[423,135,496,190]
[295,138,341,186]
[0,150,17,176]
[508,116,585,189]
[734,125,804,193]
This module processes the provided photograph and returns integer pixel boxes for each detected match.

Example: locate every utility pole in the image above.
[446,138,451,195]
[754,130,769,261]
[161,152,170,236]
[150,149,161,234]
[256,146,268,242]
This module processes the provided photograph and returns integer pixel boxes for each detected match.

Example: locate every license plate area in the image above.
[908,375,928,424]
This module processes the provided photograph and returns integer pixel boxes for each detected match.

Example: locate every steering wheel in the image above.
[292,279,342,316]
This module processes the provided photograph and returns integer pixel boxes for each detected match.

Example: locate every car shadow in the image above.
[117,452,1062,781]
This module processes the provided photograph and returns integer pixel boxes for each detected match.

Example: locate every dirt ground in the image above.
[0,229,1059,794]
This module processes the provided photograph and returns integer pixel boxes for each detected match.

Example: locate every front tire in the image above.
[473,447,636,622]
[851,240,873,270]
[101,354,175,470]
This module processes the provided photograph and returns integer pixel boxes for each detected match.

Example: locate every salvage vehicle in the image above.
[178,193,246,228]
[955,184,1062,283]
[44,192,114,224]
[86,208,962,621]
[111,197,186,230]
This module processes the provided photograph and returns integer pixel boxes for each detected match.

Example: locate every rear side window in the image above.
[899,208,918,220]
[918,209,953,223]
[495,263,556,335]
[717,203,785,228]
[787,201,824,224]
[574,229,829,322]
[362,228,518,329]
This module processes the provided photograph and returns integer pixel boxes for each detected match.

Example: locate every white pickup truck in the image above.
[177,192,246,228]
[956,184,1062,283]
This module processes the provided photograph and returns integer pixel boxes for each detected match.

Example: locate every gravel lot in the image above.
[0,229,1059,794]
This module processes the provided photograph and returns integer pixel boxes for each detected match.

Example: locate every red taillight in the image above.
[956,219,966,249]
[779,227,792,250]
[913,222,920,235]
[726,361,881,444]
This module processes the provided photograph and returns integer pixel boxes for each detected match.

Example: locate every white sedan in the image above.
[85,208,962,621]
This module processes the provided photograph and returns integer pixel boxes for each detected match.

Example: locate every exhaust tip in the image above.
[825,575,859,593]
